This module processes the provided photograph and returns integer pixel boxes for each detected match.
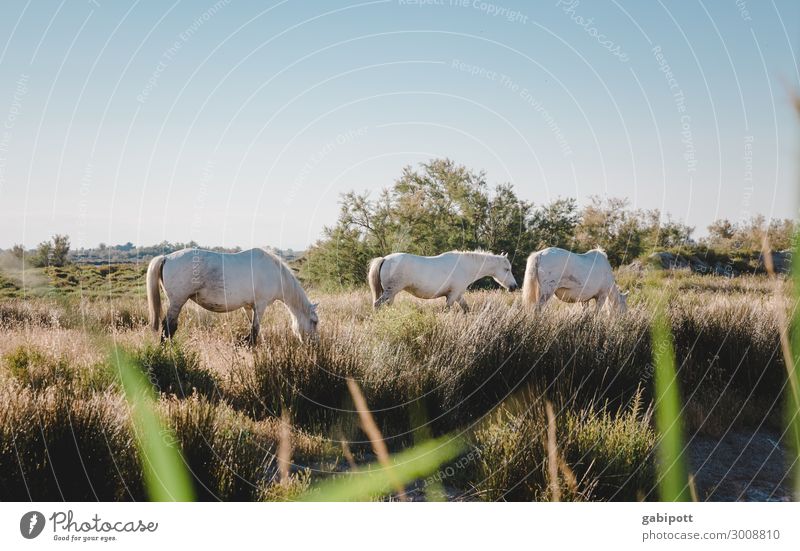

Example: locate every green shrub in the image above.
[162,396,329,501]
[3,346,115,393]
[257,469,312,501]
[471,395,655,501]
[129,342,218,399]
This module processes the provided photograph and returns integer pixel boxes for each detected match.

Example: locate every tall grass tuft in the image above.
[129,341,218,399]
[161,396,328,501]
[0,385,141,500]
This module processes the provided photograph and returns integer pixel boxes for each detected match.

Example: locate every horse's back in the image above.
[537,247,611,271]
[535,247,614,291]
[380,252,459,298]
[161,248,274,305]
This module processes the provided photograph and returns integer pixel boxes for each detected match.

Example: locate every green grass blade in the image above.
[651,304,692,502]
[789,230,800,500]
[300,435,465,502]
[111,345,195,502]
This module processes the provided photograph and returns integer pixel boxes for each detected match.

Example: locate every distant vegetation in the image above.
[1,239,300,266]
[7,234,71,268]
[68,242,299,265]
[301,158,795,289]
[0,240,299,299]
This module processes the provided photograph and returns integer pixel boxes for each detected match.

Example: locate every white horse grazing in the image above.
[522,247,628,313]
[146,248,318,344]
[367,250,517,311]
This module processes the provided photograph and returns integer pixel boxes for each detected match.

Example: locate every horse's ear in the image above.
[311,302,319,311]
[501,251,508,257]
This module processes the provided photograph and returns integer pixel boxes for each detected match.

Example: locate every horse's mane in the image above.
[260,248,311,309]
[449,249,506,259]
[591,247,608,257]
[261,247,291,266]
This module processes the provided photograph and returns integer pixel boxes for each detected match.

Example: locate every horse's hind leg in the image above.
[374,289,396,309]
[162,299,187,341]
[457,296,470,313]
[536,284,555,311]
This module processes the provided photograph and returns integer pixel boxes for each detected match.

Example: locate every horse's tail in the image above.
[522,252,540,307]
[146,255,166,332]
[368,256,385,304]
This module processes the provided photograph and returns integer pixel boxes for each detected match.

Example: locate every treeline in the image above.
[3,239,300,266]
[70,241,245,264]
[300,158,795,288]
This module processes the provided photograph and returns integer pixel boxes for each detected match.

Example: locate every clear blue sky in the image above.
[0,0,797,251]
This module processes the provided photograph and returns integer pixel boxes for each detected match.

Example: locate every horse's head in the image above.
[292,302,319,342]
[491,254,518,291]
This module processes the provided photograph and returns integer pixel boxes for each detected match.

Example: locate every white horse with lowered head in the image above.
[522,247,628,313]
[146,248,318,344]
[368,250,518,311]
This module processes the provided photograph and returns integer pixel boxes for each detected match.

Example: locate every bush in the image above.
[0,386,142,500]
[160,396,330,500]
[3,346,115,393]
[471,395,655,501]
[229,332,361,429]
[129,342,218,399]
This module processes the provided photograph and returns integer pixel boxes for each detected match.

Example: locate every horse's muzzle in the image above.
[508,284,518,292]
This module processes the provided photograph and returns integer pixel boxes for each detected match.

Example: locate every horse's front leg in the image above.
[595,295,607,314]
[247,322,259,347]
[247,301,267,347]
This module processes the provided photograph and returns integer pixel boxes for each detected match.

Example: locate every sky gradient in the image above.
[0,0,798,251]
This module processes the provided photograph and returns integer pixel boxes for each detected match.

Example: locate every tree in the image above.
[481,184,533,257]
[574,197,646,265]
[301,159,533,288]
[528,198,579,250]
[32,241,53,268]
[51,234,70,267]
[10,244,25,260]
[766,218,794,251]
[641,210,693,250]
[703,216,794,254]
[707,219,735,247]
[29,235,71,267]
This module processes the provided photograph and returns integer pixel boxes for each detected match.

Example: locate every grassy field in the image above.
[0,263,793,501]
